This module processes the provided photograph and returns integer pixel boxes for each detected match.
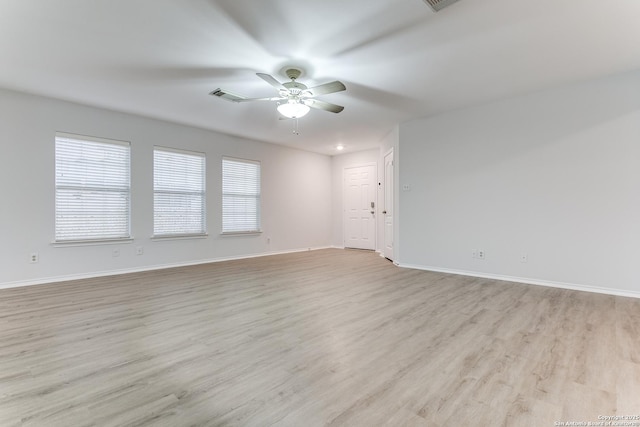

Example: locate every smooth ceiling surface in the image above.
[1,0,639,154]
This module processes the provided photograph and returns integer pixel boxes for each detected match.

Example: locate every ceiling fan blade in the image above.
[210,89,283,103]
[305,81,346,97]
[256,73,286,90]
[235,96,285,103]
[305,99,344,113]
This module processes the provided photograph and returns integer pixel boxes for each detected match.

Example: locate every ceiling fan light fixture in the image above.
[277,100,310,119]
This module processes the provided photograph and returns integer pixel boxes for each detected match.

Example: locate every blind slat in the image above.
[55,135,131,241]
[222,157,261,233]
[153,148,206,236]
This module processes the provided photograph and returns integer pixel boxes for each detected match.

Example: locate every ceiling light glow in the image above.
[277,100,310,118]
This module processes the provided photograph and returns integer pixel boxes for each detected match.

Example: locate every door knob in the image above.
[382,210,387,214]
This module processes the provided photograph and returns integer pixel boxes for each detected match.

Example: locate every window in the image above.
[154,147,206,237]
[222,157,261,233]
[55,133,131,242]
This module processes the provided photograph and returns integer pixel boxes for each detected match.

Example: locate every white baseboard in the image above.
[397,262,640,299]
[0,246,334,290]
[8,250,638,300]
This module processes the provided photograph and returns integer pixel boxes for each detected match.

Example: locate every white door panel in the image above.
[344,164,376,250]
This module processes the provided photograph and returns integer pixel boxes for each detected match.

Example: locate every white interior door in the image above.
[383,150,394,260]
[344,164,376,250]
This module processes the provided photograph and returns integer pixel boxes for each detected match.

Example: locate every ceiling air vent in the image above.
[422,0,461,12]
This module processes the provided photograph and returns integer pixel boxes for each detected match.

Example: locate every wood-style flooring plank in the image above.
[1,248,639,426]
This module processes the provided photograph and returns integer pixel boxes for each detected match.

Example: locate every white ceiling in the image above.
[1,0,639,155]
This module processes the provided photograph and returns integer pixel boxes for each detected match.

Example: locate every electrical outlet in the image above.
[520,253,528,263]
[136,246,144,255]
[29,252,39,263]
[402,184,411,191]
[478,250,485,260]
[112,248,120,257]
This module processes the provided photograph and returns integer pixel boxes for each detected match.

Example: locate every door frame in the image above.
[343,162,377,250]
[383,148,394,261]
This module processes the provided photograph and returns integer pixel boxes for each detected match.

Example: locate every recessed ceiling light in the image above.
[336,145,344,151]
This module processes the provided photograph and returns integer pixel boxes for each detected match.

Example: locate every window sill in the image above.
[52,238,133,247]
[151,233,208,241]
[220,231,262,236]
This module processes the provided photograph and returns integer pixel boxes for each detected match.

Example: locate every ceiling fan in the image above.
[209,68,346,119]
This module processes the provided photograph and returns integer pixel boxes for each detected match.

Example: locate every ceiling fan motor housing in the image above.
[283,81,307,92]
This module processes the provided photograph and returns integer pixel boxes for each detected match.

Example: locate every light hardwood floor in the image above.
[1,249,639,426]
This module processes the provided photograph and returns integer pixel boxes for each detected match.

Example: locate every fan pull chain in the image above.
[293,117,300,135]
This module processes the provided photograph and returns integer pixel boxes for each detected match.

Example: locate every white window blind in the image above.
[222,157,261,233]
[55,133,131,242]
[154,147,206,237]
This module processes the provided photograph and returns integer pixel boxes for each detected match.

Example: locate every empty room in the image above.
[1,0,640,425]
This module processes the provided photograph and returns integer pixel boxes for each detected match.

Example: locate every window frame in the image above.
[54,132,132,244]
[221,156,261,235]
[152,146,207,239]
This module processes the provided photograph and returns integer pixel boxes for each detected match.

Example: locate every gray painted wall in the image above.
[398,71,640,295]
[0,89,332,286]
